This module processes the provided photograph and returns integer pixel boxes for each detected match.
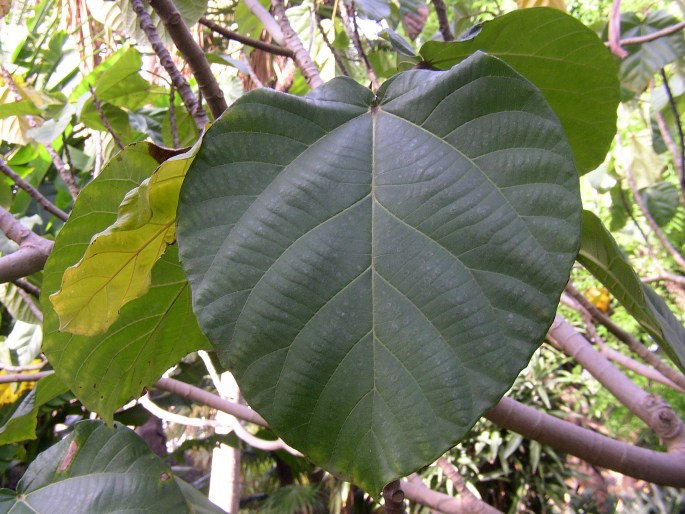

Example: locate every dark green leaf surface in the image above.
[178,53,581,492]
[419,8,619,174]
[0,421,193,513]
[641,181,679,227]
[578,210,685,372]
[41,143,209,422]
[618,11,685,98]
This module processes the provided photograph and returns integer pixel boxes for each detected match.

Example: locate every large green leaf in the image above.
[0,374,68,445]
[578,210,685,371]
[177,52,581,493]
[50,144,197,336]
[0,420,222,513]
[618,11,685,99]
[419,7,620,174]
[41,143,210,422]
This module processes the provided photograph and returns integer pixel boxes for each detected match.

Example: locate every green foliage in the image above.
[578,210,685,372]
[0,420,222,513]
[178,52,581,493]
[419,7,620,174]
[41,143,209,422]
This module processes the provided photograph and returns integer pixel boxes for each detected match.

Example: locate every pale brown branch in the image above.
[315,13,350,76]
[0,157,68,222]
[402,474,501,514]
[130,0,208,130]
[608,0,628,58]
[486,396,685,487]
[548,315,685,452]
[12,278,40,297]
[660,69,685,207]
[0,207,53,283]
[242,0,285,45]
[200,16,294,57]
[149,0,228,119]
[565,284,685,391]
[13,284,42,322]
[272,0,323,90]
[139,393,218,428]
[88,86,124,150]
[0,371,53,384]
[0,359,47,372]
[621,20,685,46]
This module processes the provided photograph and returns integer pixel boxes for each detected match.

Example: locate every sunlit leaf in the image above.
[42,143,210,421]
[178,53,581,493]
[50,144,197,336]
[419,7,620,174]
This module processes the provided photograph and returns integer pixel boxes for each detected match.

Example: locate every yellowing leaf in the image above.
[50,142,201,336]
[585,286,611,313]
[517,0,566,10]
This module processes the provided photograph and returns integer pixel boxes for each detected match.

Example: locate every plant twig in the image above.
[0,207,54,283]
[149,0,228,119]
[548,315,685,452]
[340,0,378,90]
[169,84,180,147]
[240,50,264,88]
[401,474,502,514]
[272,0,323,90]
[565,284,685,391]
[12,278,40,297]
[242,0,285,45]
[659,68,685,207]
[608,0,628,58]
[315,13,350,76]
[139,393,218,428]
[0,359,47,372]
[383,481,406,514]
[130,0,208,130]
[0,66,80,200]
[0,157,68,221]
[0,371,53,383]
[13,285,42,322]
[431,0,454,41]
[621,21,685,46]
[199,16,294,57]
[486,396,685,487]
[88,86,124,150]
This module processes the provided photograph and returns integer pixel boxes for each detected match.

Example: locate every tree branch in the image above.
[435,458,499,514]
[315,13,350,76]
[621,21,685,46]
[0,371,53,384]
[242,0,285,46]
[383,480,407,514]
[88,86,124,150]
[0,157,68,222]
[548,315,685,451]
[130,0,208,130]
[149,0,228,119]
[486,396,685,487]
[402,474,502,514]
[12,278,41,297]
[608,0,628,58]
[340,0,378,90]
[272,0,324,90]
[199,16,294,58]
[0,207,54,283]
[431,0,454,41]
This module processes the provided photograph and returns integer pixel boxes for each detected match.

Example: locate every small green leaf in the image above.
[42,143,210,421]
[178,53,581,493]
[618,11,685,99]
[0,374,68,445]
[50,144,198,336]
[206,53,251,75]
[379,28,418,57]
[641,181,679,227]
[578,210,685,372]
[419,7,620,174]
[0,420,191,513]
[0,100,41,119]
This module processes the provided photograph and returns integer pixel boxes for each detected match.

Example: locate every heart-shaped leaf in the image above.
[419,8,620,174]
[177,52,582,493]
